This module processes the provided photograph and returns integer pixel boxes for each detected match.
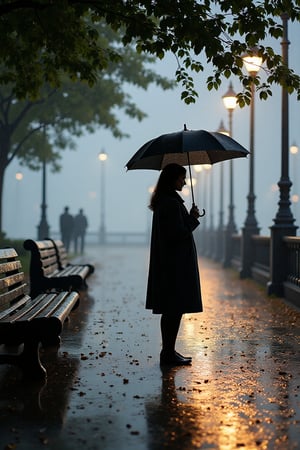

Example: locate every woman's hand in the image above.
[190,204,200,219]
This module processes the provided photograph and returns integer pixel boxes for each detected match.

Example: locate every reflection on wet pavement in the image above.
[0,245,300,449]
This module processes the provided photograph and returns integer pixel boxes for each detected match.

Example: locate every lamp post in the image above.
[37,127,50,239]
[208,164,215,257]
[240,49,262,278]
[203,164,212,256]
[215,120,229,261]
[98,150,108,244]
[268,13,297,295]
[222,82,238,267]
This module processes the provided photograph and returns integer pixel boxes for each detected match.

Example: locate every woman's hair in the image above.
[149,163,186,211]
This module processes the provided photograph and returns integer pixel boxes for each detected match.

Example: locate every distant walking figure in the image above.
[73,208,88,254]
[146,164,203,366]
[59,206,74,252]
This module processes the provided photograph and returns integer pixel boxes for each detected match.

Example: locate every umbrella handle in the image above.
[192,204,206,217]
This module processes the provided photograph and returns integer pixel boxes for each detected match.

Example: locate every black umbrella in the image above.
[125,124,249,206]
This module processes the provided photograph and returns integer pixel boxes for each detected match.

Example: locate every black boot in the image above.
[160,350,192,365]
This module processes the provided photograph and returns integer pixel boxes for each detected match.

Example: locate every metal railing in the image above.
[50,230,150,246]
[231,234,241,270]
[209,231,300,306]
[251,235,270,285]
[283,236,300,306]
[284,237,300,287]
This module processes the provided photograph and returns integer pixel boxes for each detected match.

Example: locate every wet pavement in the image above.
[1,244,300,450]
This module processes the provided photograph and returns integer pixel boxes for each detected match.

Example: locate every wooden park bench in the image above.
[47,238,94,278]
[23,239,94,298]
[0,248,79,380]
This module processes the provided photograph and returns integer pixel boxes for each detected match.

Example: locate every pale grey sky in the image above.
[3,22,300,240]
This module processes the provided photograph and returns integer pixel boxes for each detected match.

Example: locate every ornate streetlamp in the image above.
[37,127,50,239]
[240,49,262,278]
[222,82,238,266]
[268,14,297,295]
[98,150,108,244]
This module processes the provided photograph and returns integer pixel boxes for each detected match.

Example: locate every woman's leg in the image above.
[160,313,191,364]
[160,313,182,354]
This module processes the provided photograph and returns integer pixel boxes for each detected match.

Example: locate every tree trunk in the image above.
[0,130,11,237]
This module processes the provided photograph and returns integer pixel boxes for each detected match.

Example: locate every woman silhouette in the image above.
[146,163,203,365]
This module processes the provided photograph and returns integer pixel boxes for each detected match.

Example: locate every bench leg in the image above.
[19,340,47,380]
[0,341,47,380]
[41,335,61,348]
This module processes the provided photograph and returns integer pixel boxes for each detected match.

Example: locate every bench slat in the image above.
[43,262,60,276]
[18,292,75,321]
[0,259,22,275]
[55,242,68,268]
[55,265,89,278]
[0,283,28,310]
[0,248,18,259]
[0,294,31,321]
[38,291,78,322]
[8,293,55,322]
[0,271,24,290]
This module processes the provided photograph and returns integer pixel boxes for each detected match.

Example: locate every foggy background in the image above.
[3,23,300,240]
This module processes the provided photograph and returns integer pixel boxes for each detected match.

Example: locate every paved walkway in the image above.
[1,245,300,450]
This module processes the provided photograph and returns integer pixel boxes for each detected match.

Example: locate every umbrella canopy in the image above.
[125,126,249,208]
[125,127,249,171]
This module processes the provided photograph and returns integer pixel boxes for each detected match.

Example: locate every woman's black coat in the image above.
[146,191,202,314]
